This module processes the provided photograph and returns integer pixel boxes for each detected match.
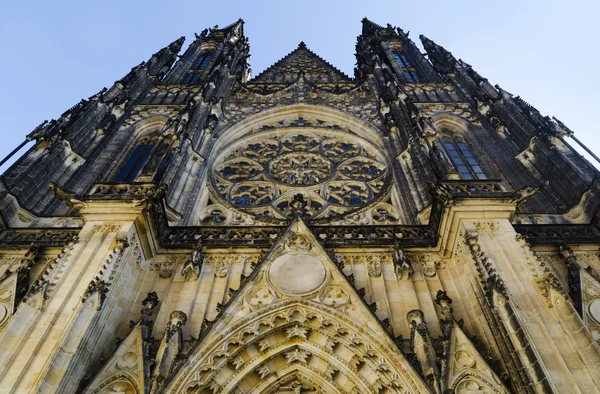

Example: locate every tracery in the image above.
[209,127,390,221]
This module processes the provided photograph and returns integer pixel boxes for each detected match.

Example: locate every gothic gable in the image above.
[250,42,353,84]
[445,324,510,393]
[84,324,145,394]
[161,218,431,393]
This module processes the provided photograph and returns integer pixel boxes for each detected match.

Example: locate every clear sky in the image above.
[0,0,598,171]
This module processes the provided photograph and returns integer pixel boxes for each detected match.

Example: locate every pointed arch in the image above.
[164,299,429,393]
[451,370,507,394]
[111,115,173,182]
[89,374,140,394]
[425,112,489,180]
[215,104,388,153]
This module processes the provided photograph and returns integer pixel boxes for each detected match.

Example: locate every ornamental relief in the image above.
[334,254,394,277]
[168,299,424,393]
[209,128,390,221]
[224,79,380,127]
[204,254,261,278]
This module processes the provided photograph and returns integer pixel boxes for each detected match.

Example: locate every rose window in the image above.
[269,152,333,186]
[210,129,389,221]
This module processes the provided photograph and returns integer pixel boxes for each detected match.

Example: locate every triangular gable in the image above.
[445,323,510,393]
[162,218,431,393]
[250,42,353,84]
[83,324,145,394]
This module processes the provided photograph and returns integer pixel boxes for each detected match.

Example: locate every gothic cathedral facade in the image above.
[0,19,599,394]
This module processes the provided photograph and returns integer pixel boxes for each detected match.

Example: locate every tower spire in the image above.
[419,35,457,75]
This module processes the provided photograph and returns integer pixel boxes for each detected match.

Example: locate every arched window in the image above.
[114,133,166,182]
[442,139,486,180]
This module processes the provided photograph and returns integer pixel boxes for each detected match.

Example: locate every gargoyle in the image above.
[511,181,548,205]
[48,183,87,210]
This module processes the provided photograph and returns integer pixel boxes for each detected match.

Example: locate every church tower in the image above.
[0,19,599,393]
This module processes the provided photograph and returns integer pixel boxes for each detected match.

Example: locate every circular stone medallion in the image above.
[589,299,600,324]
[268,253,326,295]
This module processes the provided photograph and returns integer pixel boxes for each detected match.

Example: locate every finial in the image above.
[298,41,307,49]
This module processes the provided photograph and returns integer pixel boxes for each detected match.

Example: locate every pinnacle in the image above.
[168,36,186,53]
[361,17,382,28]
[297,41,307,49]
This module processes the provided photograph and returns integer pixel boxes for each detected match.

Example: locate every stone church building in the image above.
[0,18,600,393]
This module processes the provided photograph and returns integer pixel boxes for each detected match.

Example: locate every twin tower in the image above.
[0,19,599,393]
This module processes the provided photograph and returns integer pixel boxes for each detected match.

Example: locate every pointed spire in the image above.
[172,36,185,51]
[297,41,307,50]
[148,36,185,76]
[419,35,456,75]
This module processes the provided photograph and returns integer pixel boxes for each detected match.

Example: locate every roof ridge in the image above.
[249,42,353,82]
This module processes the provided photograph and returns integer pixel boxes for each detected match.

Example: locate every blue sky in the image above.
[0,0,598,170]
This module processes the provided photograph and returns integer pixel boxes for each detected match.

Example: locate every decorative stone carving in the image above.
[256,364,270,378]
[116,352,138,370]
[208,129,389,221]
[455,350,476,369]
[231,356,244,370]
[393,246,413,280]
[284,347,310,363]
[258,339,270,352]
[286,325,308,339]
[366,256,382,277]
[91,224,121,234]
[408,254,437,277]
[318,285,349,308]
[181,242,203,281]
[278,379,315,393]
[245,285,276,310]
[334,253,394,278]
[474,221,501,231]
[454,378,496,394]
[0,302,9,327]
[213,258,230,277]
[102,380,137,394]
[285,234,312,252]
